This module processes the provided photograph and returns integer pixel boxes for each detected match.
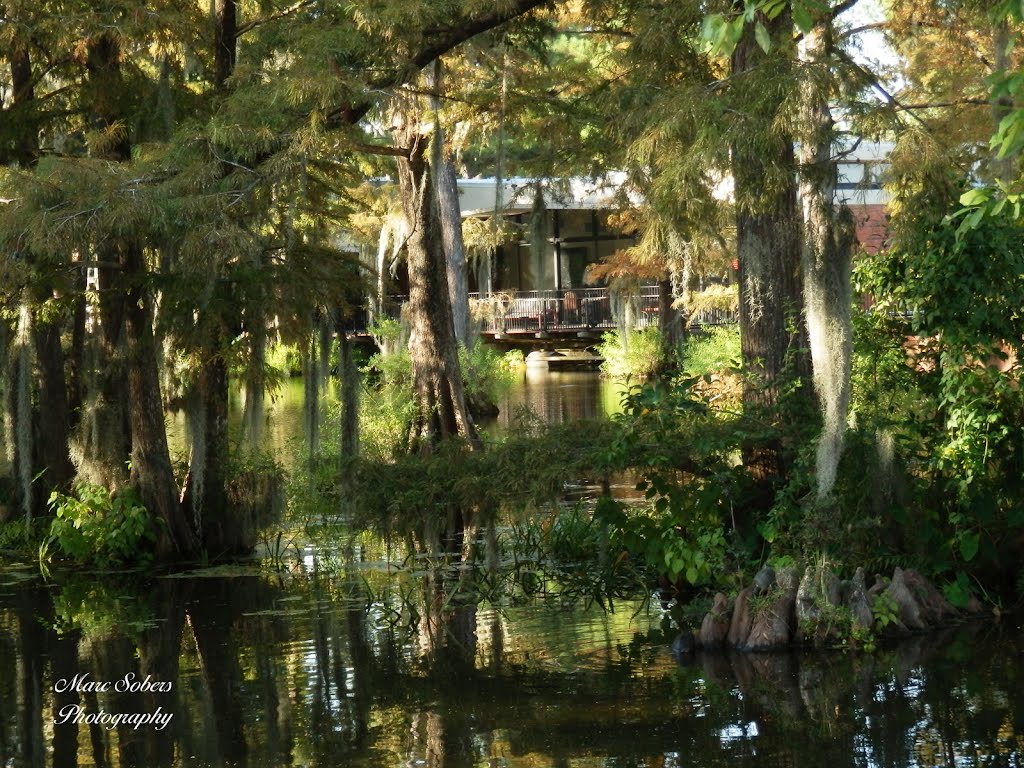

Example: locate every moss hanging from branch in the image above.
[15,299,33,523]
[797,18,855,500]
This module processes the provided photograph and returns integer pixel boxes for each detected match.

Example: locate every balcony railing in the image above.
[369,286,738,337]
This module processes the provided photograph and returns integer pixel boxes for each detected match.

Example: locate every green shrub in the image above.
[459,343,519,403]
[45,484,158,569]
[0,518,34,552]
[681,326,740,377]
[597,328,664,380]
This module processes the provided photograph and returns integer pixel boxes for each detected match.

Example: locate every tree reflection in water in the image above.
[0,568,1021,768]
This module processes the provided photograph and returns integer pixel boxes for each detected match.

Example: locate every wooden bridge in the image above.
[468,286,738,342]
[358,286,738,347]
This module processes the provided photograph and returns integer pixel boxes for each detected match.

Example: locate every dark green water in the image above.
[0,561,1021,768]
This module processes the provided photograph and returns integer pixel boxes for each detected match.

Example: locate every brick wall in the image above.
[847,203,889,255]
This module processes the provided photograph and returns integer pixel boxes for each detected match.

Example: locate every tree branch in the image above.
[353,142,411,158]
[830,0,861,19]
[839,21,889,40]
[326,0,550,128]
[237,0,318,36]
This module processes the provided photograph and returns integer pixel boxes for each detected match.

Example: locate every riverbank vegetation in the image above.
[0,0,1023,638]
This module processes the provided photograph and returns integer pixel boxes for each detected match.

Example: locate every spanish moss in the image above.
[185,382,206,531]
[242,310,267,446]
[0,320,10,478]
[15,300,32,523]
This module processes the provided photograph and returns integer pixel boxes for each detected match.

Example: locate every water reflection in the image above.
[1,567,1021,768]
[490,369,624,428]
[163,371,623,467]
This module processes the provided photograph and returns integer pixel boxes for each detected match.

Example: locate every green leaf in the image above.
[700,13,725,46]
[959,531,980,562]
[760,0,787,20]
[754,21,771,53]
[792,3,815,33]
[959,187,991,207]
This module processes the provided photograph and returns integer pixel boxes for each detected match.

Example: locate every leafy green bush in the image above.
[597,328,664,380]
[593,380,753,590]
[681,326,741,377]
[45,484,157,568]
[0,518,34,552]
[850,197,1024,593]
[459,343,519,403]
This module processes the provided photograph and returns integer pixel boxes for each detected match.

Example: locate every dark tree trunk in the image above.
[7,39,75,514]
[213,0,238,89]
[194,320,230,544]
[183,1,238,554]
[338,330,360,459]
[67,267,87,429]
[730,14,808,488]
[7,304,33,521]
[123,243,198,559]
[188,0,238,553]
[397,125,480,453]
[77,255,132,489]
[76,33,133,490]
[657,274,685,373]
[242,302,267,445]
[7,41,38,167]
[32,311,76,498]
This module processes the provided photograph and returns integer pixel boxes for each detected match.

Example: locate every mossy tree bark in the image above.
[428,61,472,348]
[730,13,808,488]
[396,122,480,454]
[338,328,360,460]
[4,39,75,516]
[75,33,134,491]
[797,16,854,500]
[83,33,197,558]
[124,242,199,558]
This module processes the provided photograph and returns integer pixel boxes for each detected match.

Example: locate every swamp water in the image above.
[0,564,1022,768]
[2,371,1023,767]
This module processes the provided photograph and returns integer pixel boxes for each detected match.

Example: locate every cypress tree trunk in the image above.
[338,330,360,459]
[12,300,33,522]
[7,38,75,513]
[77,33,133,491]
[302,331,321,460]
[428,60,471,347]
[797,18,853,500]
[242,304,266,445]
[396,125,480,452]
[77,254,131,489]
[730,14,807,486]
[32,303,76,499]
[67,265,87,430]
[123,243,198,559]
[0,320,10,522]
[657,273,685,372]
[196,327,230,530]
[184,0,237,552]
